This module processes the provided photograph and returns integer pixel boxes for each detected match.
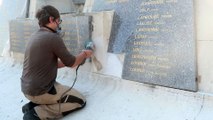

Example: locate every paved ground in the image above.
[0,57,213,120]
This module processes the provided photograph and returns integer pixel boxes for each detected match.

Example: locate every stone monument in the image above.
[92,0,197,91]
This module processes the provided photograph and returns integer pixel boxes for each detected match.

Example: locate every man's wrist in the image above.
[82,51,87,58]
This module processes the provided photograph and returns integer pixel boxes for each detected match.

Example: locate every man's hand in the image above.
[82,50,93,58]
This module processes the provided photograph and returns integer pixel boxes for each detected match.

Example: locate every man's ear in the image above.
[49,16,55,23]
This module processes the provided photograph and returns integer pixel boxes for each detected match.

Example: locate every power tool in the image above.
[81,40,102,71]
[79,40,95,65]
[85,40,95,51]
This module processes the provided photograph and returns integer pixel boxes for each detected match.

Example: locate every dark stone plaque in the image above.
[122,0,197,91]
[60,14,92,55]
[9,15,92,55]
[9,19,38,53]
[92,0,140,53]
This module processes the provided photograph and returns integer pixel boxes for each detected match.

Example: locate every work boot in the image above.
[23,108,40,120]
[22,102,39,113]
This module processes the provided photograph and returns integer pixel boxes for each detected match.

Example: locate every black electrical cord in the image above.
[58,64,82,115]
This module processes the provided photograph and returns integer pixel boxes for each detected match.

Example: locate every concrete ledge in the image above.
[63,71,212,120]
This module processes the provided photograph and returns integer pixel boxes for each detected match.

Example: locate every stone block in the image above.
[196,0,213,41]
[73,0,85,5]
[29,0,76,18]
